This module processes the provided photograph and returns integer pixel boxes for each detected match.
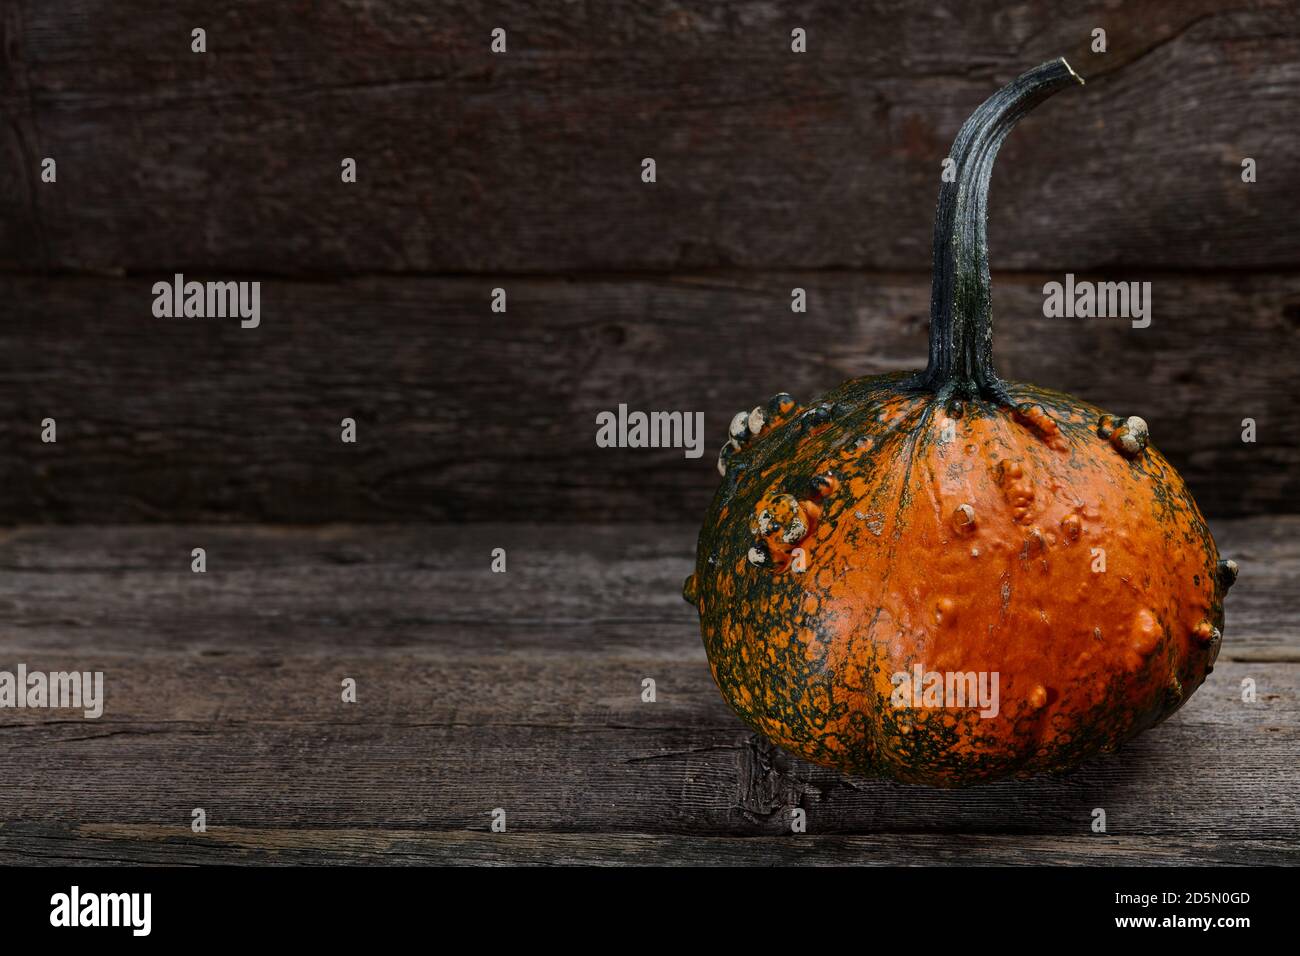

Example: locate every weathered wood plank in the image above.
[0,520,1289,658]
[1212,517,1300,660]
[2,2,1296,273]
[1,826,1295,866]
[0,661,1293,840]
[0,522,1294,865]
[3,273,1295,522]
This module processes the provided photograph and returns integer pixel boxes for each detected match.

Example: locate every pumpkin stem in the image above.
[921,58,1083,399]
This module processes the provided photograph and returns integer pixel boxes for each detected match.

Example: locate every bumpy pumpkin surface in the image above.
[684,59,1236,787]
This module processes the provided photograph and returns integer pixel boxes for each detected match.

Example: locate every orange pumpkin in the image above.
[684,59,1237,787]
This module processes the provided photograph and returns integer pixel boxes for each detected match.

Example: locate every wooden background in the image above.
[2,0,1298,522]
[0,1,1297,866]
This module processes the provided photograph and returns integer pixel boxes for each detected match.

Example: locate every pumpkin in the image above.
[683,58,1237,787]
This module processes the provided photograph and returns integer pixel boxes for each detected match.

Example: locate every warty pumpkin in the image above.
[683,58,1238,787]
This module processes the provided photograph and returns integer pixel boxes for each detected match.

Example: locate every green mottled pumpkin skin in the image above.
[687,374,1228,786]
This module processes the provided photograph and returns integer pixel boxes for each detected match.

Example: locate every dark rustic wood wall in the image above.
[2,0,1297,522]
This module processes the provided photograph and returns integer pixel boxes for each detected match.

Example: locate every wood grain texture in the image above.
[3,827,1295,866]
[0,520,1294,864]
[3,272,1296,523]
[1,1,1296,274]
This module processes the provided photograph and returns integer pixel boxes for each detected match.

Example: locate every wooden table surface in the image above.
[0,516,1294,866]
